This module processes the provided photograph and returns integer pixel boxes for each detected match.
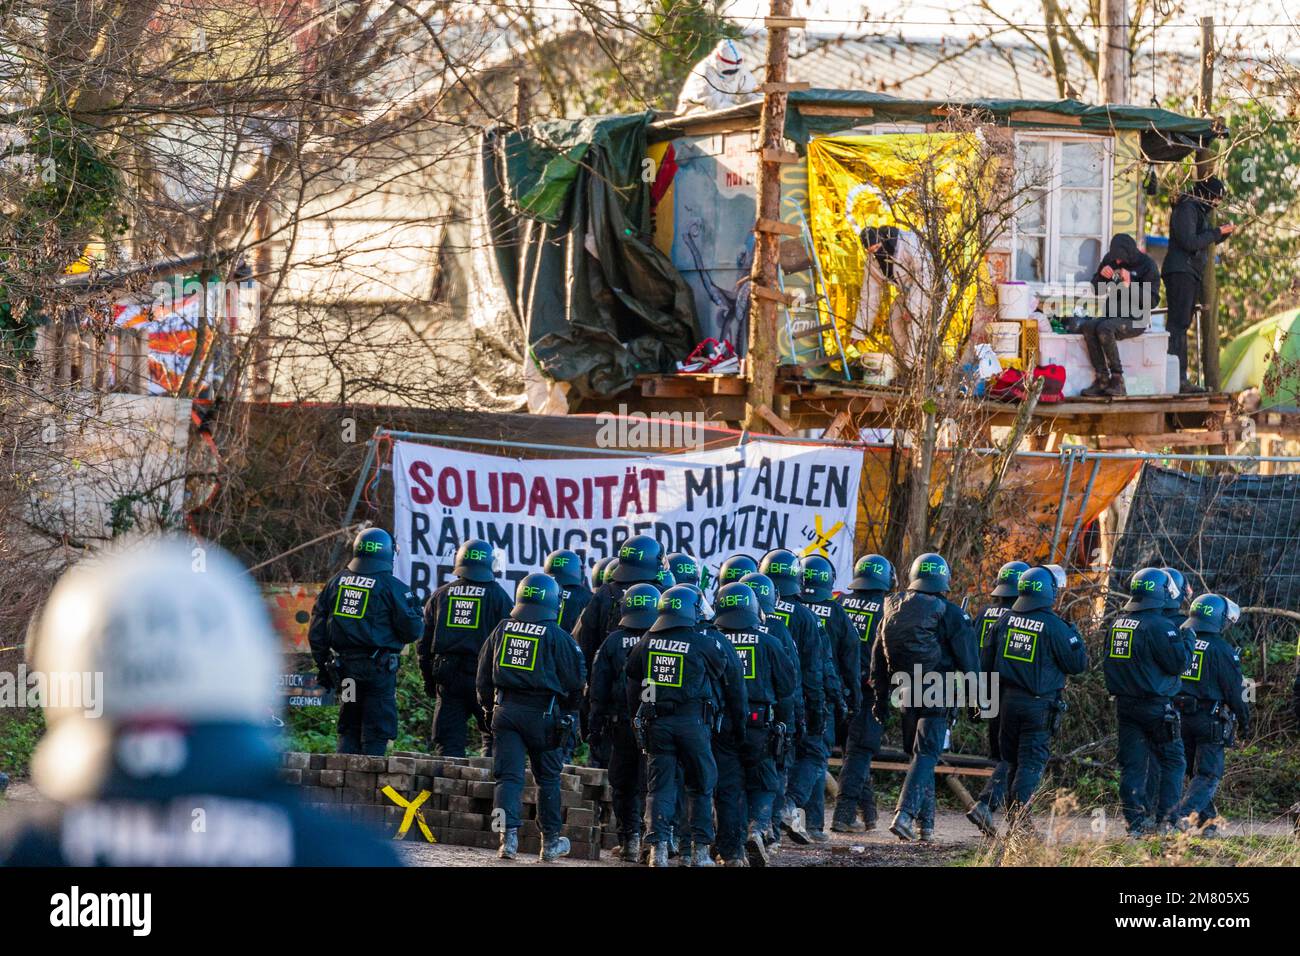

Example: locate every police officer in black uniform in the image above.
[574,534,662,671]
[833,553,893,833]
[1171,594,1249,832]
[874,552,978,842]
[546,548,592,633]
[712,582,797,866]
[477,573,587,862]
[966,559,1029,834]
[626,585,746,867]
[762,549,829,845]
[588,582,661,862]
[420,539,513,757]
[310,528,424,756]
[1144,565,1194,815]
[591,556,614,590]
[717,553,759,588]
[2,537,399,867]
[981,566,1087,828]
[1103,567,1194,836]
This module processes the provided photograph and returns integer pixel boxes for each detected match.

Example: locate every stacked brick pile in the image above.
[280,751,616,859]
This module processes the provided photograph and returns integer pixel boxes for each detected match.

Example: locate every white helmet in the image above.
[28,535,281,802]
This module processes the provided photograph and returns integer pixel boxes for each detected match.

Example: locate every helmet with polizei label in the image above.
[801,554,836,601]
[908,553,951,594]
[655,566,677,591]
[1124,567,1174,611]
[667,552,701,588]
[718,554,759,586]
[760,549,803,598]
[454,539,496,583]
[513,573,562,623]
[544,549,583,588]
[739,572,778,615]
[1184,593,1241,634]
[591,556,613,589]
[1160,567,1193,610]
[619,582,662,631]
[1012,566,1058,612]
[613,534,662,583]
[349,527,395,573]
[650,584,703,632]
[992,560,1031,598]
[850,553,894,592]
[714,581,761,630]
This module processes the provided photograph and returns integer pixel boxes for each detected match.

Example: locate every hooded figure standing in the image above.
[1079,233,1160,398]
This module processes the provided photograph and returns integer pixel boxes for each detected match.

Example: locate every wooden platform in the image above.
[580,372,1234,444]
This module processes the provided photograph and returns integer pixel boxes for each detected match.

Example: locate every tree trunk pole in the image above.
[1098,0,1129,104]
[1197,15,1221,392]
[744,0,794,431]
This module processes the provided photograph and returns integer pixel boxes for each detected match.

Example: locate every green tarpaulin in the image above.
[484,113,699,399]
[1221,307,1300,412]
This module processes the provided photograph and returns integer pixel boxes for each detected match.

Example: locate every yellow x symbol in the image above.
[382,786,437,843]
[800,515,844,559]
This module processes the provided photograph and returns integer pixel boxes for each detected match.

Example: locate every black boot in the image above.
[618,834,641,863]
[889,810,918,842]
[1103,373,1127,397]
[1080,374,1111,398]
[648,842,670,867]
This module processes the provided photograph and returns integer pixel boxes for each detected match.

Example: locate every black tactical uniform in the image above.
[477,573,586,862]
[419,540,513,757]
[310,529,424,755]
[573,535,662,670]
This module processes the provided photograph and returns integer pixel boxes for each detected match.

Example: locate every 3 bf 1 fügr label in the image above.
[334,585,370,619]
[647,651,684,687]
[446,595,481,629]
[499,634,539,671]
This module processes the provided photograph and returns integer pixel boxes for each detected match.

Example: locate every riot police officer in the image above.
[2,537,398,866]
[967,559,1029,834]
[980,566,1087,829]
[762,548,831,845]
[833,553,893,833]
[799,554,859,841]
[1145,565,1195,814]
[477,573,587,862]
[588,582,661,862]
[419,539,513,757]
[1171,594,1249,833]
[545,548,592,634]
[667,552,702,588]
[1103,567,1193,836]
[874,552,978,842]
[574,534,662,670]
[591,556,614,591]
[310,528,424,755]
[712,582,797,866]
[717,553,759,588]
[625,585,746,867]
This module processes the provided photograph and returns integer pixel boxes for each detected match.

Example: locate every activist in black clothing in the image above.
[985,567,1087,815]
[1103,568,1194,834]
[573,535,662,668]
[625,586,747,866]
[1162,178,1236,391]
[310,528,424,756]
[1079,234,1160,398]
[419,540,514,757]
[477,573,587,862]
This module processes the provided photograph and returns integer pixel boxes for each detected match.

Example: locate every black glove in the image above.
[422,674,437,698]
[587,717,606,753]
[315,664,336,692]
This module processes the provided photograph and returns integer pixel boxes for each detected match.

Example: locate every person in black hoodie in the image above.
[1162,177,1237,393]
[1079,233,1160,398]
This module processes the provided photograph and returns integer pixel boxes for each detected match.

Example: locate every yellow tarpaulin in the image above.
[805,132,987,363]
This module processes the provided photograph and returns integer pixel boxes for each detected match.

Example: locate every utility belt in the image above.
[496,689,557,708]
[745,704,775,728]
[495,690,573,748]
[1177,695,1237,744]
[336,648,400,672]
[632,698,710,753]
[1173,694,1218,713]
[431,652,476,681]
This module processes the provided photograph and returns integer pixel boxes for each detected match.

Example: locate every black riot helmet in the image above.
[738,572,778,615]
[760,549,803,598]
[349,527,395,574]
[908,553,951,594]
[992,560,1030,598]
[619,582,662,631]
[801,555,835,601]
[513,573,562,623]
[1184,593,1241,635]
[718,554,759,586]
[655,566,677,591]
[613,535,662,583]
[1160,567,1193,610]
[850,553,894,592]
[454,539,496,583]
[650,584,703,632]
[1012,566,1058,612]
[714,582,761,631]
[544,549,583,588]
[667,552,701,588]
[591,556,613,590]
[1125,567,1175,611]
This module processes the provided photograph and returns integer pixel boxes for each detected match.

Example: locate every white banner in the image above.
[392,439,863,601]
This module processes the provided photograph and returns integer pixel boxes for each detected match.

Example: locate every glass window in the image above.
[1010,136,1110,287]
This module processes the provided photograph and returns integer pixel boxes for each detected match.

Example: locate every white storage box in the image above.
[1036,330,1171,397]
[989,320,1022,357]
[997,282,1032,319]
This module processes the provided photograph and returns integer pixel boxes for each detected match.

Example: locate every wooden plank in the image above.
[799,354,845,370]
[1010,109,1083,126]
[760,147,801,165]
[822,410,852,441]
[798,104,873,117]
[640,375,746,398]
[755,216,801,236]
[751,284,796,306]
[764,15,807,28]
[761,81,810,93]
[754,403,794,436]
[792,321,836,340]
[868,761,994,778]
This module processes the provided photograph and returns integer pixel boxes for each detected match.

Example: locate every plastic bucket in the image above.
[997,282,1032,319]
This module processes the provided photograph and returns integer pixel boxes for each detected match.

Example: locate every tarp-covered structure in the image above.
[482,113,699,400]
[1220,307,1300,413]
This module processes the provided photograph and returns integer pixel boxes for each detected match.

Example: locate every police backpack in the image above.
[881,590,946,671]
